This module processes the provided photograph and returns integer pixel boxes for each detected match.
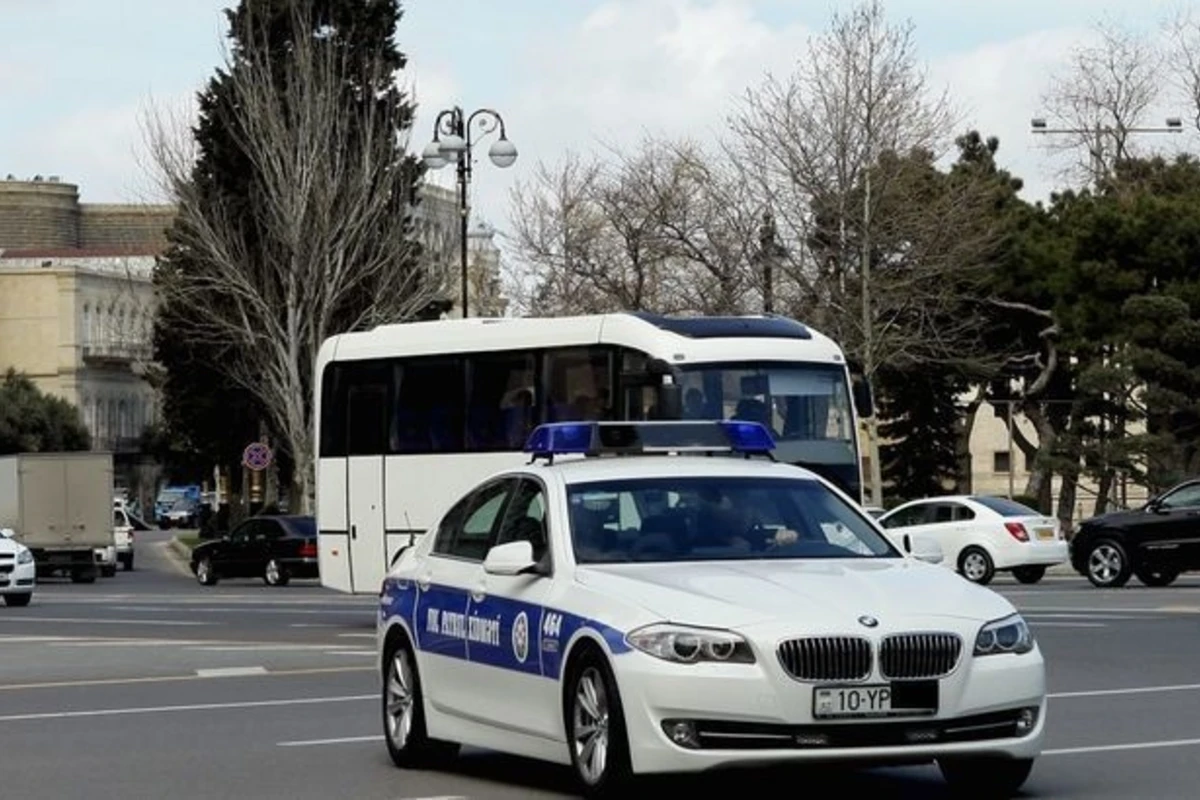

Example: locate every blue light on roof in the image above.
[717,420,775,454]
[523,423,595,456]
[522,420,775,460]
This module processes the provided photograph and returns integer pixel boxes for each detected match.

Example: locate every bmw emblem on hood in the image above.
[858,615,879,628]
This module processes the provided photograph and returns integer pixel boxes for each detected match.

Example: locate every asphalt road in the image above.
[3,535,1200,798]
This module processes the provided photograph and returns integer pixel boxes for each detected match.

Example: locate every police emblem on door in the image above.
[512,611,529,664]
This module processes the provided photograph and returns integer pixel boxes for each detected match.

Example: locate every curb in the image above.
[167,536,193,561]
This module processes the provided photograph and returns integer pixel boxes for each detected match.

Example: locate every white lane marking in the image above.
[325,650,375,656]
[1050,682,1200,699]
[0,617,213,626]
[337,633,375,639]
[0,693,375,722]
[1045,738,1200,756]
[189,645,350,652]
[289,623,341,628]
[195,666,268,677]
[0,636,89,643]
[278,734,382,747]
[0,665,371,692]
[1019,606,1197,614]
[1028,622,1106,628]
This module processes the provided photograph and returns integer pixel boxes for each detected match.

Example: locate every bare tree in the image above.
[143,4,438,511]
[1165,8,1200,132]
[505,138,760,316]
[1037,21,1163,185]
[728,0,967,505]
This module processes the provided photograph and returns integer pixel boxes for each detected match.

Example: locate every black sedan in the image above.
[190,515,318,587]
[1071,479,1200,587]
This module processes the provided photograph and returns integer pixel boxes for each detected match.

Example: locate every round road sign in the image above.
[242,442,273,471]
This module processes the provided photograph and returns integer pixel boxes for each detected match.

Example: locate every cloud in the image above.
[461,0,813,231]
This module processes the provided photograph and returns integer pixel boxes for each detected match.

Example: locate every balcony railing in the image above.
[81,342,153,364]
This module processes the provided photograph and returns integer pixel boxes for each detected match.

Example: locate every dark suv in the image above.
[1071,479,1200,588]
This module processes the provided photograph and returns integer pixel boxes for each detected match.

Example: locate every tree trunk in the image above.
[866,415,884,506]
[1094,469,1114,515]
[1022,404,1057,513]
[956,389,986,494]
[1055,405,1087,534]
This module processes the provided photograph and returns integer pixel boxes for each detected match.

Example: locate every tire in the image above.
[71,567,97,584]
[1084,538,1131,588]
[382,633,459,768]
[264,559,290,587]
[3,592,32,607]
[1012,565,1046,584]
[939,756,1034,798]
[1135,567,1179,588]
[101,565,117,578]
[958,546,995,585]
[565,645,633,797]
[195,557,218,586]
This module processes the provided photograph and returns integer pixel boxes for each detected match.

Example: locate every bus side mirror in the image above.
[851,368,874,419]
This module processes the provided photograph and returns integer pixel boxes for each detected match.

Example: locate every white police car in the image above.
[377,421,1045,797]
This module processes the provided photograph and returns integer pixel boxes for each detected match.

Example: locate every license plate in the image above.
[1035,527,1055,540]
[813,685,893,718]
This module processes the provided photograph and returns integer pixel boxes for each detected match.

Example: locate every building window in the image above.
[993,451,1012,473]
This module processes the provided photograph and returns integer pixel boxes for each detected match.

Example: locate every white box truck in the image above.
[0,452,114,583]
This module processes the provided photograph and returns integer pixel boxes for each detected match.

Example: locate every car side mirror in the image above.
[483,540,538,576]
[1146,498,1164,513]
[904,533,943,565]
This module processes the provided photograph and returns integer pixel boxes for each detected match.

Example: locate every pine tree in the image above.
[151,0,429,509]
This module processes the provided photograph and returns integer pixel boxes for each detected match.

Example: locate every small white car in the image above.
[0,528,36,606]
[112,504,136,571]
[377,422,1046,798]
[877,495,1068,585]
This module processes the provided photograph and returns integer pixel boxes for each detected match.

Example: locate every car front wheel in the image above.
[195,558,218,586]
[382,634,458,768]
[1085,539,1131,588]
[566,647,632,797]
[940,756,1034,798]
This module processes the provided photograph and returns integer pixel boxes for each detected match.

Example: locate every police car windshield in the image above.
[566,476,899,564]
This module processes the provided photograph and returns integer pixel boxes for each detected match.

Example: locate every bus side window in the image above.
[545,347,613,422]
[319,362,346,457]
[345,361,391,456]
[466,353,537,451]
[392,357,465,453]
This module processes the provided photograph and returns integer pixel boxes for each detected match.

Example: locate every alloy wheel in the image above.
[1088,544,1123,585]
[385,650,415,750]
[572,667,610,784]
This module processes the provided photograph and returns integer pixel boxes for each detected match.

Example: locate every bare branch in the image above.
[145,2,436,511]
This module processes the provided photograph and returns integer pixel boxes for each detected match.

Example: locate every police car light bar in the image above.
[522,420,775,461]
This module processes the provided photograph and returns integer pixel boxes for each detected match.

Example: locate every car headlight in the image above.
[17,549,33,565]
[974,613,1034,656]
[626,623,755,664]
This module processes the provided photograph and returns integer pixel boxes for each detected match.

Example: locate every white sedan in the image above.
[377,422,1046,798]
[0,528,36,606]
[877,495,1068,585]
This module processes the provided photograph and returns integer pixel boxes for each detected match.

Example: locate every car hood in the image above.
[574,558,1015,629]
[1081,508,1148,529]
[0,535,28,556]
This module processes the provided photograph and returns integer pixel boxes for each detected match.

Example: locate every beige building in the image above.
[412,182,508,318]
[0,176,169,454]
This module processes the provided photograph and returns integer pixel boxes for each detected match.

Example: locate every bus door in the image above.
[345,371,390,593]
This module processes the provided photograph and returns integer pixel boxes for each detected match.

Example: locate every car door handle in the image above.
[350,524,357,540]
[470,583,486,603]
[417,573,431,591]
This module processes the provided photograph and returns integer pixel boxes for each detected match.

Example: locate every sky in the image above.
[2,0,1197,245]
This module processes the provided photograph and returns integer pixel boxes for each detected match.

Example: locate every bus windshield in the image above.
[677,362,859,495]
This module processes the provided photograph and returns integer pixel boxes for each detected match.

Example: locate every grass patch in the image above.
[175,534,202,552]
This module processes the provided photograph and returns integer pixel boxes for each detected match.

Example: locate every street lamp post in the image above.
[422,106,518,318]
[1030,116,1183,183]
[1028,115,1183,510]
